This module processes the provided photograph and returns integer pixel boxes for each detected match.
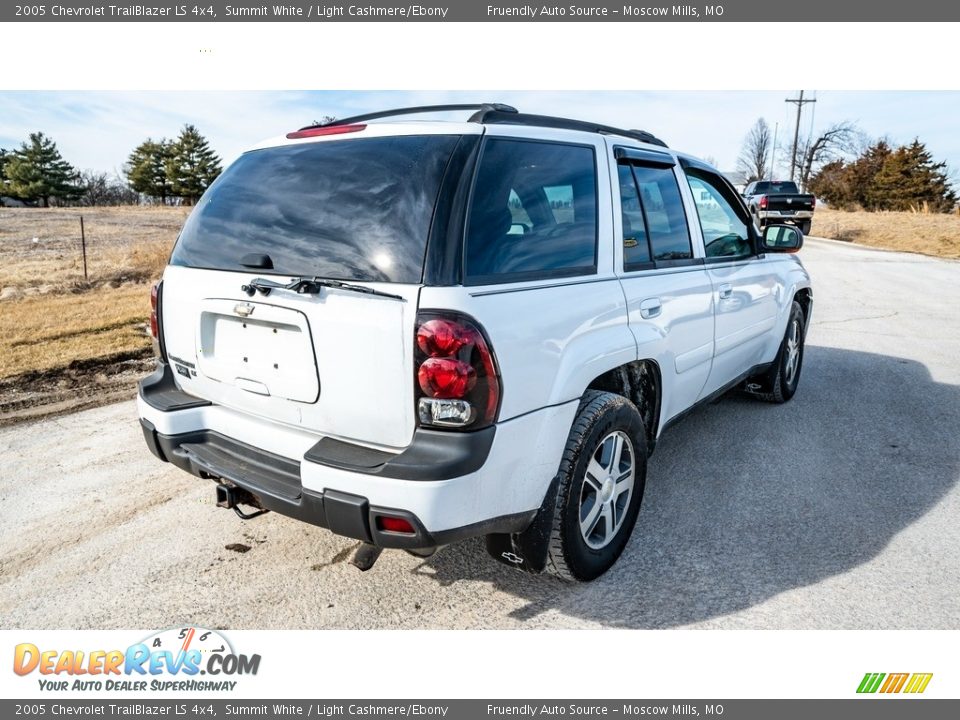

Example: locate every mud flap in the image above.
[484,475,560,574]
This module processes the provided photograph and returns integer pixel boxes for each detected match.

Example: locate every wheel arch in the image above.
[794,286,813,330]
[585,359,662,455]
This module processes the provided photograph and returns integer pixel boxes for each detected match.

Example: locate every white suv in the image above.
[138,103,812,581]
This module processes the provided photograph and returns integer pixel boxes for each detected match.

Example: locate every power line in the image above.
[786,90,816,182]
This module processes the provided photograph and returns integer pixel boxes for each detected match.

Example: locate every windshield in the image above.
[170,134,460,283]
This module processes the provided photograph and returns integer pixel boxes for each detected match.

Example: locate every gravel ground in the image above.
[1,238,958,630]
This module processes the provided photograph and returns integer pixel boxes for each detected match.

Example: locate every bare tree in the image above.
[792,121,863,191]
[736,118,772,183]
[79,170,139,206]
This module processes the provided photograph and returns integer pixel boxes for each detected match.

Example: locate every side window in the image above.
[617,163,651,267]
[465,139,597,282]
[631,165,693,262]
[685,170,753,259]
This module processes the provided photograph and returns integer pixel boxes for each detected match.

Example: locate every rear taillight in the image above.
[149,282,159,339]
[414,312,500,430]
[811,196,816,210]
[759,196,768,210]
[150,281,165,361]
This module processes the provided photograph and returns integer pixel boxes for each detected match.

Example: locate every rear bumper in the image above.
[757,210,813,222]
[138,363,575,548]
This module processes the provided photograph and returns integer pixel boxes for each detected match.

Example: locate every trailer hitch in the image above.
[215,483,270,520]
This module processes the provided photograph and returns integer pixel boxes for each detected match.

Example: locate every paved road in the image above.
[2,239,958,630]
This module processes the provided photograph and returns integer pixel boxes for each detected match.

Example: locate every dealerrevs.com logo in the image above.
[13,627,261,692]
[857,672,933,694]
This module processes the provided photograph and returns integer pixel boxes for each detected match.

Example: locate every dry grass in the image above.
[0,206,187,381]
[811,207,960,259]
[0,206,188,292]
[0,285,152,378]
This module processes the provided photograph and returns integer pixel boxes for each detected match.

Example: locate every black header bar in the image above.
[3,1,957,22]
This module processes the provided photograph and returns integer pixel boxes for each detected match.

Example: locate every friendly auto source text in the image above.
[487,5,722,17]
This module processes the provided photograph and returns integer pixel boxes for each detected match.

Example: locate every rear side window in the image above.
[617,163,651,267]
[629,165,692,261]
[465,139,597,283]
[170,135,460,283]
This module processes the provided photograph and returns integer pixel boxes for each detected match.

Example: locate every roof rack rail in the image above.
[475,109,668,148]
[301,103,667,148]
[301,103,519,130]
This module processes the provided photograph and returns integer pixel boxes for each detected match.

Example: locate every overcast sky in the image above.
[1,90,957,183]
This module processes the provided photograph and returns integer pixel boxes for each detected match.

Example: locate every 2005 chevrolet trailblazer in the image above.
[138,104,812,581]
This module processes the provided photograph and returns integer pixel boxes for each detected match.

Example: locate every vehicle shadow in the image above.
[416,346,960,627]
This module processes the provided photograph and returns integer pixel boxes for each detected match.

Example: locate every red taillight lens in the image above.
[759,195,768,210]
[418,358,476,399]
[417,318,472,358]
[377,516,415,534]
[149,282,160,340]
[414,312,500,430]
[811,196,816,210]
[285,124,366,139]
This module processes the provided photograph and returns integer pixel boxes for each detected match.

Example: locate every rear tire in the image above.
[799,220,812,236]
[545,391,647,582]
[752,301,806,404]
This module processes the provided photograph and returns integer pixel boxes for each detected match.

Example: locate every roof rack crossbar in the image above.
[301,103,519,131]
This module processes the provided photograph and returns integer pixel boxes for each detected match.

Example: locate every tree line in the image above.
[0,125,221,207]
[736,117,956,212]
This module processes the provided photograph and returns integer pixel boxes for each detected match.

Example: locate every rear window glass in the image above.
[170,135,460,283]
[754,181,799,194]
[465,139,597,282]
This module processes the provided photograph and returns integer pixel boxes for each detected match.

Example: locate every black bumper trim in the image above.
[141,420,532,549]
[304,426,496,481]
[139,361,210,412]
[173,431,302,502]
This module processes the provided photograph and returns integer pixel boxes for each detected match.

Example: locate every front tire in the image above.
[754,301,806,404]
[545,391,648,582]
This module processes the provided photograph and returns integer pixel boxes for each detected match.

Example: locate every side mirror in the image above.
[762,224,803,253]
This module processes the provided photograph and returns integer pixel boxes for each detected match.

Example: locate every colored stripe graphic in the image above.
[857,673,885,693]
[880,673,909,693]
[903,673,934,694]
[857,672,933,694]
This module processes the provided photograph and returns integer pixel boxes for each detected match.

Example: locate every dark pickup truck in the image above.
[743,180,816,235]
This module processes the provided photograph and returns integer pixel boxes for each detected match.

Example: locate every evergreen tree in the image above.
[869,140,957,212]
[0,148,10,199]
[849,140,893,209]
[809,139,956,213]
[808,160,853,209]
[166,125,222,205]
[126,138,174,203]
[3,132,82,206]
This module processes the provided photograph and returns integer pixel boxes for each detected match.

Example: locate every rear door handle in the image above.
[639,298,662,319]
[718,283,733,300]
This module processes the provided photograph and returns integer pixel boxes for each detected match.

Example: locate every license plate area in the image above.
[196,299,320,403]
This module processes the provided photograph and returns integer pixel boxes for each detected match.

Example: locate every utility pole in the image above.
[785,90,816,182]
